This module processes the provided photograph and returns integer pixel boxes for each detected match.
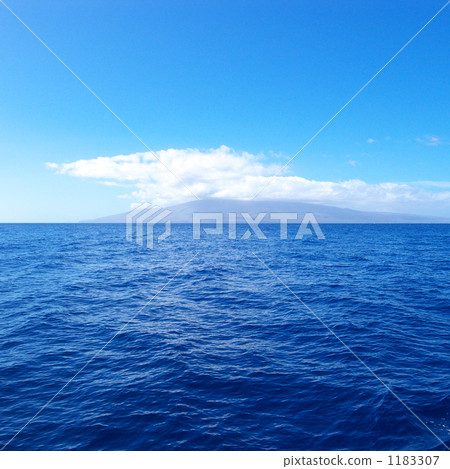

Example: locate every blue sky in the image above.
[0,0,449,221]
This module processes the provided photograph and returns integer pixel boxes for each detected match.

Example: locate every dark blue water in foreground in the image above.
[0,224,449,451]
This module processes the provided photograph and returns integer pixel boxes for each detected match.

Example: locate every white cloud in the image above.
[347,160,357,167]
[367,138,376,143]
[98,181,128,187]
[415,135,447,146]
[47,146,450,215]
[413,181,450,189]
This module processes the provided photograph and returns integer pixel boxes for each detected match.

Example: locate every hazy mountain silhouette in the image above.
[81,199,449,223]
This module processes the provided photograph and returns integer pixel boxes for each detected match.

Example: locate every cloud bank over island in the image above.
[47,146,450,216]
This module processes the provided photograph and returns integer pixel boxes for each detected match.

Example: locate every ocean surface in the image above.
[0,223,449,451]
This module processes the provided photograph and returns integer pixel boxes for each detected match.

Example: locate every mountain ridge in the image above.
[80,199,450,224]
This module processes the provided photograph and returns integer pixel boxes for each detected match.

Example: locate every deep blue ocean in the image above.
[0,224,449,451]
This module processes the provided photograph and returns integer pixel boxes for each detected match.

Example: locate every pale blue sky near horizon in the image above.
[0,0,449,221]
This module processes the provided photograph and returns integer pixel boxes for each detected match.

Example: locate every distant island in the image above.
[81,199,450,224]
